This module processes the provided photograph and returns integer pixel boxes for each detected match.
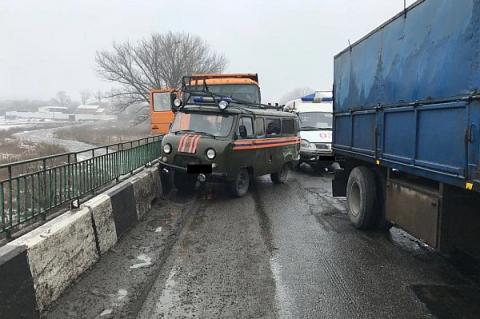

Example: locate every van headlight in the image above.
[163,143,172,154]
[301,139,316,150]
[206,148,216,160]
[301,139,311,148]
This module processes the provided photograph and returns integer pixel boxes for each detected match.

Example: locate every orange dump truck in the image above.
[149,73,260,134]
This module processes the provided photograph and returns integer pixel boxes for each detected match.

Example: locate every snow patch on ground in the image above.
[130,254,152,269]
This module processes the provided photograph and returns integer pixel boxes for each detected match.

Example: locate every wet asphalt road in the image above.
[46,166,480,319]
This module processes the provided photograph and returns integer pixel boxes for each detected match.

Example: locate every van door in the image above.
[254,117,268,176]
[232,116,256,174]
[265,118,282,173]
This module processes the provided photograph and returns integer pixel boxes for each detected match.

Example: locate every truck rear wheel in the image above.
[346,166,378,229]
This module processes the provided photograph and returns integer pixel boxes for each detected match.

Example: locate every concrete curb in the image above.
[130,168,162,220]
[6,208,99,312]
[0,244,38,318]
[0,166,161,317]
[83,194,117,255]
[106,181,138,238]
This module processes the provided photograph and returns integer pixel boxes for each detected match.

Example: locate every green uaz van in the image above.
[159,76,300,197]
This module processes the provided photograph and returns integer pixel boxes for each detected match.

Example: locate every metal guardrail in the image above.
[0,135,162,238]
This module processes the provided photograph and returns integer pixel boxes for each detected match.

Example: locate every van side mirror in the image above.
[239,125,248,138]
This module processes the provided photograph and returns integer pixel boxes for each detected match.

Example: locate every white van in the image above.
[285,91,334,170]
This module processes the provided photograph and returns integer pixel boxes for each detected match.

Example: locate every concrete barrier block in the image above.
[130,168,161,220]
[10,208,98,311]
[107,182,138,238]
[83,194,117,255]
[0,244,38,318]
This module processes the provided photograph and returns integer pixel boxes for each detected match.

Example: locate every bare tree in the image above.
[55,91,71,107]
[96,31,228,109]
[94,90,103,104]
[279,87,313,105]
[80,90,91,105]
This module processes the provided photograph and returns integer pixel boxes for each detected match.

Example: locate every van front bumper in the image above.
[159,161,227,182]
[299,150,334,163]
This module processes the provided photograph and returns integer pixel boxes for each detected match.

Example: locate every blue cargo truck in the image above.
[332,0,480,256]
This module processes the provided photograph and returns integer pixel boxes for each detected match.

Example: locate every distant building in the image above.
[4,104,115,122]
[38,106,68,113]
[76,105,104,114]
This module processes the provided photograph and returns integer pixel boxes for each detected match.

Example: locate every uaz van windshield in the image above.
[186,84,260,104]
[171,112,234,137]
[298,112,332,130]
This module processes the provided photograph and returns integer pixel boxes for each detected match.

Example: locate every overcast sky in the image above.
[0,0,415,103]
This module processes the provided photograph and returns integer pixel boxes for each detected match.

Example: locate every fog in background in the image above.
[0,0,416,103]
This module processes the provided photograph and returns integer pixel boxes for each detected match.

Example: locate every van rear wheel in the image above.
[271,163,290,184]
[346,166,378,229]
[229,168,250,197]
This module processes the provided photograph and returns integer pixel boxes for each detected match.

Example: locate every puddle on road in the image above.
[411,285,480,319]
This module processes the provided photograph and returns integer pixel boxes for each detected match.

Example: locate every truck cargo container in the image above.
[332,0,480,257]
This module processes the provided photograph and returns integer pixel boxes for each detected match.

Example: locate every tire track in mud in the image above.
[251,184,276,254]
[281,177,364,318]
[131,193,206,318]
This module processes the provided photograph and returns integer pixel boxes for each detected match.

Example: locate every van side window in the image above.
[237,117,254,139]
[282,119,295,135]
[255,117,265,137]
[265,118,281,136]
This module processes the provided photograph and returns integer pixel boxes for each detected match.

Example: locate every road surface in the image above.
[45,167,480,319]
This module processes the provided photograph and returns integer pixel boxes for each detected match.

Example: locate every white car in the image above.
[286,92,334,170]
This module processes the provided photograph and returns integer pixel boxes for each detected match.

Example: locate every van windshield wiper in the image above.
[174,129,196,135]
[300,126,332,130]
[195,131,217,139]
[300,126,320,130]
[174,130,216,139]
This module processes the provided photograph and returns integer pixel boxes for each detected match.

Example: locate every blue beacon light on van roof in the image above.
[301,93,332,102]
[193,96,232,104]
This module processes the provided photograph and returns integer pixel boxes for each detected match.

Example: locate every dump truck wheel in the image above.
[346,166,378,229]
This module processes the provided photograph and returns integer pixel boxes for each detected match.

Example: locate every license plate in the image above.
[187,164,212,174]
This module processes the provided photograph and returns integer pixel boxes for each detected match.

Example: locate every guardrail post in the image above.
[7,166,13,239]
[41,159,47,221]
[130,141,134,175]
[67,155,71,200]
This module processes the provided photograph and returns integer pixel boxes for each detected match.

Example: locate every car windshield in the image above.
[298,112,333,130]
[171,112,234,137]
[186,84,260,104]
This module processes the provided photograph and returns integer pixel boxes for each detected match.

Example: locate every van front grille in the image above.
[315,143,331,150]
[174,155,200,168]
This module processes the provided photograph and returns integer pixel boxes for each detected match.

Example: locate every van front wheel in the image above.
[271,164,290,184]
[229,169,250,197]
